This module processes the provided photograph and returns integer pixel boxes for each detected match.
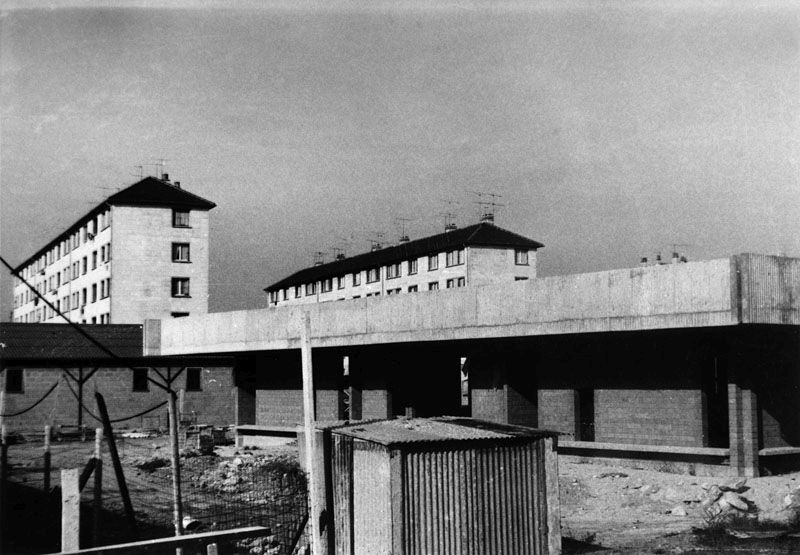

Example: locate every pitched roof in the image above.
[265,222,544,292]
[106,176,216,210]
[13,177,215,272]
[0,323,143,362]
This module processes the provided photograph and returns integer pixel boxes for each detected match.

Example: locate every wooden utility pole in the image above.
[167,381,185,541]
[300,313,321,554]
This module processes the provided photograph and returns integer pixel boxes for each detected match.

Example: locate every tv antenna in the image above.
[154,158,170,178]
[394,217,414,243]
[368,231,385,251]
[313,251,326,266]
[470,191,505,223]
[132,165,144,179]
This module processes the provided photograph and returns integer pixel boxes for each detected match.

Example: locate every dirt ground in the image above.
[559,459,800,553]
[6,434,800,554]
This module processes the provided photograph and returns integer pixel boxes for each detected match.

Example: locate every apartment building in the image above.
[11,175,215,324]
[264,221,544,306]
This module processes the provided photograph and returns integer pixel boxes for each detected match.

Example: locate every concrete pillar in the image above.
[470,351,537,427]
[728,382,760,477]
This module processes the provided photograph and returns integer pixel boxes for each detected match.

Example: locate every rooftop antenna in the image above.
[313,251,326,266]
[368,231,385,251]
[470,191,505,224]
[331,246,346,261]
[132,165,144,179]
[394,217,414,243]
[154,158,170,180]
[436,211,458,232]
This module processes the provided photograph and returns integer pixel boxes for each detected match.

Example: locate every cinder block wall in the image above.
[1,366,235,433]
[538,390,577,438]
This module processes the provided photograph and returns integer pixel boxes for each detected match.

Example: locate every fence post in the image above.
[44,425,51,491]
[61,468,80,552]
[300,313,323,555]
[167,388,185,545]
[206,543,218,555]
[93,427,103,547]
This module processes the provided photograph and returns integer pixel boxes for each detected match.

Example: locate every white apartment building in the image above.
[11,175,215,324]
[265,221,544,306]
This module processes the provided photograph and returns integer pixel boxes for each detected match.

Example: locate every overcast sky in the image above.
[1,1,798,317]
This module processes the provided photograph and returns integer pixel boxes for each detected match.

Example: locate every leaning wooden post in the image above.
[61,468,80,552]
[300,312,322,554]
[95,392,137,538]
[43,425,51,491]
[167,386,185,541]
[93,427,103,547]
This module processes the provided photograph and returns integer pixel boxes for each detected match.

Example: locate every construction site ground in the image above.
[5,434,800,554]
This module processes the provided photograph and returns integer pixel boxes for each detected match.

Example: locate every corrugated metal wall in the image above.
[401,441,550,555]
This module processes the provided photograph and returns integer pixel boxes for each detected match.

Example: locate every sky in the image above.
[1,1,798,317]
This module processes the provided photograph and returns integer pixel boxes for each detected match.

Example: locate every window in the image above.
[171,312,190,318]
[172,278,190,297]
[446,249,465,267]
[133,368,149,392]
[294,286,301,298]
[172,243,190,263]
[63,296,70,311]
[6,368,23,393]
[387,288,401,295]
[173,209,191,228]
[366,267,380,283]
[305,282,316,296]
[282,289,288,301]
[352,272,361,286]
[92,251,98,270]
[515,249,529,265]
[386,263,401,279]
[515,276,529,281]
[82,257,87,275]
[269,291,278,304]
[408,285,418,293]
[337,276,345,290]
[91,284,97,302]
[458,277,465,287]
[428,282,439,291]
[446,278,455,289]
[408,259,418,275]
[321,278,333,293]
[186,367,202,391]
[428,254,439,271]
[81,288,87,306]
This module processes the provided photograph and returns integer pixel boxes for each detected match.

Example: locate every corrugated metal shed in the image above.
[327,417,561,555]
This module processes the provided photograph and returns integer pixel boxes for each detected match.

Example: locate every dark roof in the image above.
[106,176,216,210]
[265,222,544,292]
[0,323,143,362]
[13,177,215,272]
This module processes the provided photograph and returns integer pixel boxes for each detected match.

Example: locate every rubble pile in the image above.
[192,454,303,495]
[699,478,753,520]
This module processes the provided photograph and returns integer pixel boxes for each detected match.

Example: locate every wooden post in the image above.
[44,425,51,491]
[93,428,103,547]
[61,468,80,552]
[77,368,84,431]
[206,543,219,555]
[167,388,185,542]
[300,313,322,554]
[95,392,137,538]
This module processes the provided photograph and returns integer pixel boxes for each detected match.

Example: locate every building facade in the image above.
[11,176,215,324]
[264,222,544,306]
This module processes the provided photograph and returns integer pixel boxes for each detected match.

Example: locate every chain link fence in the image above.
[2,425,308,554]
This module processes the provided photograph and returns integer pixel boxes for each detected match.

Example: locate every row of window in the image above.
[19,211,111,280]
[327,278,466,300]
[16,278,113,323]
[3,367,203,394]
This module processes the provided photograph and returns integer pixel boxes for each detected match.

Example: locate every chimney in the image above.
[161,173,169,182]
[444,222,457,233]
[399,235,410,244]
[671,252,680,264]
[335,253,346,261]
[655,253,663,265]
[639,257,648,267]
[480,212,495,224]
[174,181,181,188]
[371,242,382,252]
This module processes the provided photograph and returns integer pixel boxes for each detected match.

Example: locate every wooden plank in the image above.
[56,526,270,555]
[62,468,81,552]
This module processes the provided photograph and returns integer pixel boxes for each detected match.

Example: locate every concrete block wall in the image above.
[1,366,235,433]
[594,389,705,447]
[538,390,577,439]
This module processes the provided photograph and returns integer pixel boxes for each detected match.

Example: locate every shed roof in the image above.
[331,416,559,447]
[265,222,544,292]
[0,323,143,362]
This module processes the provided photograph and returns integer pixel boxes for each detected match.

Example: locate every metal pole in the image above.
[93,427,103,547]
[95,392,137,538]
[168,387,185,541]
[44,425,51,491]
[300,313,320,554]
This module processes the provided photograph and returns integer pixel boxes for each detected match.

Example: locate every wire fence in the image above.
[2,425,308,554]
